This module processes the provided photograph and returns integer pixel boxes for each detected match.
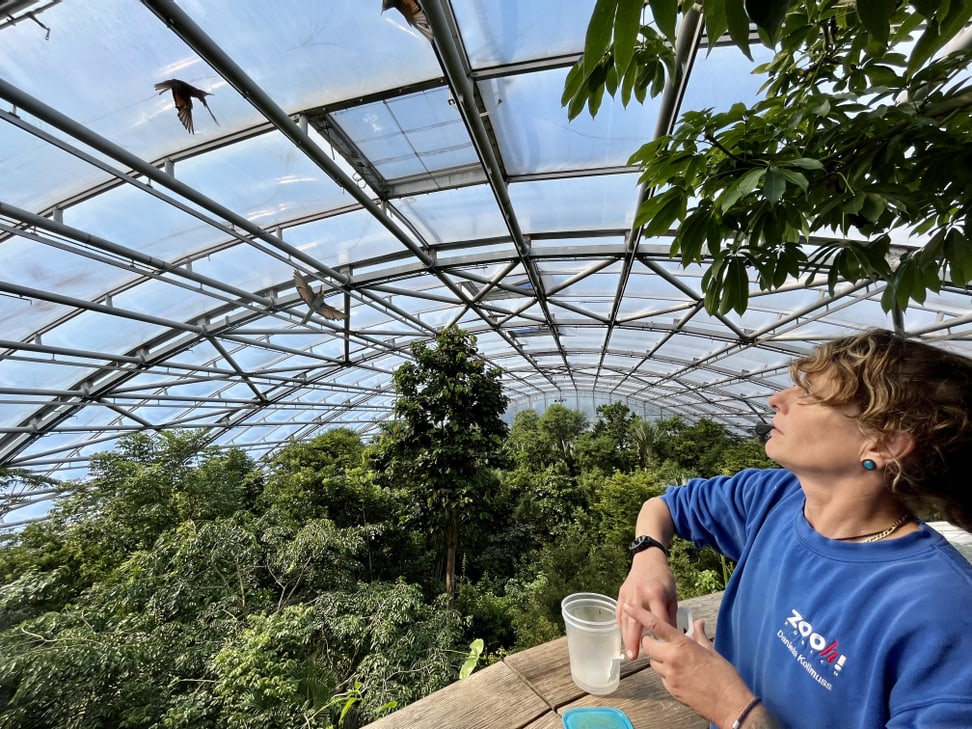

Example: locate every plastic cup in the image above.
[677,605,695,638]
[561,592,623,695]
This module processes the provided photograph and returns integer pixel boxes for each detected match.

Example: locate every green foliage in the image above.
[505,463,588,541]
[668,537,734,600]
[0,430,468,729]
[590,470,668,548]
[575,402,638,473]
[564,0,972,315]
[537,404,588,474]
[459,639,484,680]
[0,403,774,727]
[374,326,510,598]
[717,436,776,474]
[654,417,731,476]
[503,523,630,651]
[627,416,661,470]
[506,409,554,468]
[260,430,366,521]
[454,580,513,658]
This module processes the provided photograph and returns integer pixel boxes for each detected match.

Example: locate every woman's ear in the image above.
[864,431,915,467]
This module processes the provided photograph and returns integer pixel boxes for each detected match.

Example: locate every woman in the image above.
[617,330,972,728]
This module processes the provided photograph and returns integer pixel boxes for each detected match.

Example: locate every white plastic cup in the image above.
[561,592,622,695]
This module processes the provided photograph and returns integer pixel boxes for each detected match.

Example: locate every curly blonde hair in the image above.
[791,329,972,530]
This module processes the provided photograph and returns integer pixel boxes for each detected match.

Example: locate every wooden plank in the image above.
[523,711,568,729]
[505,592,723,705]
[505,636,582,707]
[362,660,549,729]
[504,635,653,705]
[680,591,724,633]
[362,591,726,729]
[561,668,708,728]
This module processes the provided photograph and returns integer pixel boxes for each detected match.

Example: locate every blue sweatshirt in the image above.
[662,468,972,728]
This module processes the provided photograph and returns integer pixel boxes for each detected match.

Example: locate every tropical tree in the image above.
[564,0,972,315]
[537,403,588,475]
[506,409,555,468]
[628,416,662,470]
[655,416,734,476]
[717,435,777,475]
[0,430,466,729]
[374,326,510,599]
[262,430,376,525]
[575,402,637,473]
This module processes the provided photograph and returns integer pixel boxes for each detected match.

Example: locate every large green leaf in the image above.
[649,0,678,42]
[944,228,972,283]
[856,0,895,43]
[744,0,794,43]
[763,168,786,203]
[637,188,686,236]
[785,158,824,170]
[704,0,729,53]
[719,167,766,210]
[613,0,644,74]
[776,168,809,193]
[561,61,588,107]
[584,0,619,74]
[676,205,714,264]
[723,257,751,315]
[459,639,484,679]
[908,0,972,73]
[725,0,753,60]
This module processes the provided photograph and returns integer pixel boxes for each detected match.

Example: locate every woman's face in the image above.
[764,368,871,476]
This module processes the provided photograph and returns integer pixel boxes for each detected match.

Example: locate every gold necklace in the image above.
[837,513,914,543]
[804,506,915,543]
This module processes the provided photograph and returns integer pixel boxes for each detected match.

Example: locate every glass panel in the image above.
[457,0,594,67]
[174,130,352,225]
[510,174,640,232]
[334,87,477,180]
[482,68,660,175]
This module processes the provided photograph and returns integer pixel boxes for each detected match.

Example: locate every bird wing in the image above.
[294,270,346,321]
[154,79,219,133]
[293,269,314,306]
[386,0,434,42]
[409,8,434,42]
[155,79,195,133]
[173,92,195,133]
[312,299,347,321]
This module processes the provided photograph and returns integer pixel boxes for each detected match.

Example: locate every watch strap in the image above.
[628,535,669,558]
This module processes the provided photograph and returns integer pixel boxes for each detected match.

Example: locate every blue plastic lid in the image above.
[561,707,635,729]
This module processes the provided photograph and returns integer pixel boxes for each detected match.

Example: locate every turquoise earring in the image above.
[862,459,877,470]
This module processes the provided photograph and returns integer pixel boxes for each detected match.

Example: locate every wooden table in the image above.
[362,591,724,729]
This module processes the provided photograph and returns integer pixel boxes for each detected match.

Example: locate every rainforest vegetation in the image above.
[0,328,773,729]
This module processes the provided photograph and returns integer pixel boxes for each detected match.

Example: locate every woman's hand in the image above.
[616,548,677,660]
[622,602,757,729]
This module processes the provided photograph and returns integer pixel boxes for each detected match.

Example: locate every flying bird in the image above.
[382,0,434,42]
[293,269,347,322]
[154,79,219,134]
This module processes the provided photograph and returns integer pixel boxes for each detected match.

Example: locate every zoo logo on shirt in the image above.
[775,608,847,691]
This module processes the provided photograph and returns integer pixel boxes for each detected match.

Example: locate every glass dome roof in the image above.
[2,0,971,525]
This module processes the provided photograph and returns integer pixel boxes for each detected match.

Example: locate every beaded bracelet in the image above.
[731,696,761,729]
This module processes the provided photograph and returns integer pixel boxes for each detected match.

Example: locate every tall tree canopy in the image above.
[564,0,972,315]
[0,431,464,729]
[375,326,510,599]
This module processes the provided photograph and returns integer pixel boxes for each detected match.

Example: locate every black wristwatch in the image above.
[628,535,669,558]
